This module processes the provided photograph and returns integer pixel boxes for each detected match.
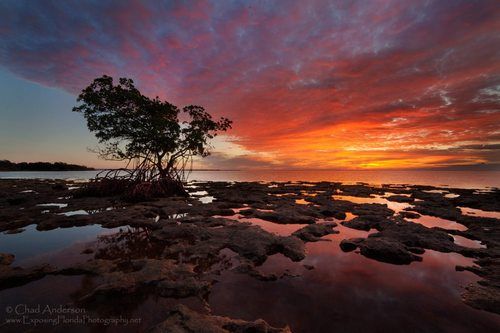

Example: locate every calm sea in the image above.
[0,170,499,188]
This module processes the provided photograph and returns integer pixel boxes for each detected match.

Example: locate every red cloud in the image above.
[0,0,499,169]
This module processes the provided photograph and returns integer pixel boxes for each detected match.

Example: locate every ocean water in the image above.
[1,169,499,188]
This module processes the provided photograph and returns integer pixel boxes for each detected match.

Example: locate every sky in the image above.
[0,0,499,170]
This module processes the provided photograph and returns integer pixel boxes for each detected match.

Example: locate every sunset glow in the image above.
[1,0,499,169]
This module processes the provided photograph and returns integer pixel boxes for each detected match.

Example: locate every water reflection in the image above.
[0,224,119,265]
[452,235,486,249]
[460,206,500,219]
[94,228,164,261]
[209,228,499,333]
[408,215,468,231]
[333,194,412,213]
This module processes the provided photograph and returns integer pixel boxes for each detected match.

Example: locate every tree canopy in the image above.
[73,75,232,182]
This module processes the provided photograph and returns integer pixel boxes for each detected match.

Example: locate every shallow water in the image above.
[1,214,499,332]
[408,215,468,231]
[460,206,500,219]
[1,170,500,188]
[0,224,120,265]
[333,194,413,213]
[209,227,499,332]
[1,175,499,331]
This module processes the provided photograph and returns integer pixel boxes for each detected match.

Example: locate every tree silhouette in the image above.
[73,75,231,194]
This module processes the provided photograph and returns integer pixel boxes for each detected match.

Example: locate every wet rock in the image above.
[339,238,363,252]
[379,221,480,256]
[342,216,391,231]
[350,203,394,218]
[292,222,339,242]
[67,259,212,302]
[341,218,487,265]
[157,274,212,299]
[411,203,461,221]
[452,190,500,212]
[4,228,25,234]
[55,258,117,276]
[0,253,14,265]
[386,195,414,203]
[361,237,423,264]
[1,179,499,316]
[234,263,278,281]
[457,257,500,314]
[150,304,291,333]
[239,207,317,224]
[337,184,383,197]
[152,217,306,265]
[399,211,420,219]
[52,183,68,191]
[318,208,346,220]
[187,203,235,217]
[7,197,27,205]
[0,264,55,289]
[462,284,500,314]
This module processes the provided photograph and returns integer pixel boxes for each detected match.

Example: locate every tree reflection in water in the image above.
[94,227,165,261]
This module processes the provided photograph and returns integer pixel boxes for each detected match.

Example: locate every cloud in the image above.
[0,0,499,169]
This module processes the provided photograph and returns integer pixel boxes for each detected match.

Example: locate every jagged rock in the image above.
[4,228,25,234]
[399,211,420,219]
[152,217,305,264]
[462,284,500,314]
[343,219,484,263]
[149,304,291,333]
[1,179,500,317]
[239,207,316,224]
[350,203,394,218]
[457,257,500,314]
[67,259,211,302]
[0,253,14,265]
[342,216,391,231]
[292,222,339,242]
[356,237,423,265]
[0,264,55,289]
[386,195,414,203]
[452,190,500,212]
[339,238,364,252]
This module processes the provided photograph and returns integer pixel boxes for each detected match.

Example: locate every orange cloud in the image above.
[1,0,499,169]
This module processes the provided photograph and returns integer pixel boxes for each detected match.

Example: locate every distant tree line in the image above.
[0,160,94,171]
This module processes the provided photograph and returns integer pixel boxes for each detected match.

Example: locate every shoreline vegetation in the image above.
[0,160,94,172]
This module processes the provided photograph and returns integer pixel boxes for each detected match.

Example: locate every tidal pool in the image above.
[209,225,499,332]
[1,177,499,332]
[1,216,499,332]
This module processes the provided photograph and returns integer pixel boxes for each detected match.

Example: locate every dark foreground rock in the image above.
[0,253,14,266]
[340,217,484,264]
[341,236,422,265]
[0,263,56,289]
[292,222,339,242]
[150,304,291,333]
[1,178,499,319]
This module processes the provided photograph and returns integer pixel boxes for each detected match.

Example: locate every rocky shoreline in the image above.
[0,179,499,330]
